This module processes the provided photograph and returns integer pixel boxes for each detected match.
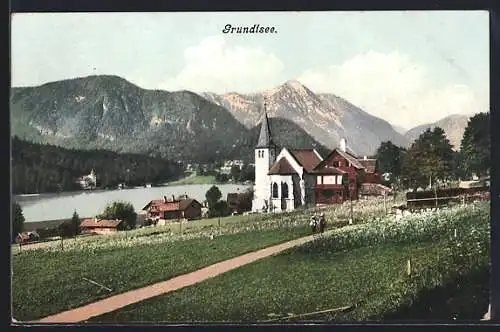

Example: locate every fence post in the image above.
[218,217,221,235]
[434,186,438,208]
[61,236,64,251]
[384,192,387,215]
[179,219,182,234]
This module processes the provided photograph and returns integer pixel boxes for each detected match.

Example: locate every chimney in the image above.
[163,196,167,203]
[340,138,347,152]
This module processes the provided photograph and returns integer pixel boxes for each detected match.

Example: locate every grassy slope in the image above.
[10,197,405,321]
[92,203,490,323]
[12,227,309,321]
[167,175,216,185]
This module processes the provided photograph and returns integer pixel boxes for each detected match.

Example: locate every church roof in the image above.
[269,157,296,175]
[289,149,323,173]
[256,111,274,148]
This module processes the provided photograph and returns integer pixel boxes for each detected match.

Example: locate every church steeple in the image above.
[256,100,274,148]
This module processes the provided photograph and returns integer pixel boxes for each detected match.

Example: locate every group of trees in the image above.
[375,112,490,190]
[213,164,255,183]
[12,201,138,241]
[205,185,232,218]
[12,136,184,194]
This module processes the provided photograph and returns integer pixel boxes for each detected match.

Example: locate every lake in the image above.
[14,184,252,223]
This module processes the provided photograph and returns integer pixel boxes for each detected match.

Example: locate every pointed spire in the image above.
[256,98,274,148]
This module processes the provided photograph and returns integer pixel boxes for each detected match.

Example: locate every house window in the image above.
[333,161,340,167]
[281,182,289,198]
[272,182,279,198]
[316,176,323,184]
[324,176,336,184]
[337,175,343,184]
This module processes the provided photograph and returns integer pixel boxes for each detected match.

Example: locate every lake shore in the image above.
[15,183,251,223]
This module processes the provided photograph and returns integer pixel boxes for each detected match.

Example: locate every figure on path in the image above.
[309,215,318,234]
[319,213,326,234]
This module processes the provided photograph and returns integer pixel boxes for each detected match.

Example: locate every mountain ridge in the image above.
[202,80,409,156]
[404,114,472,150]
[10,75,328,162]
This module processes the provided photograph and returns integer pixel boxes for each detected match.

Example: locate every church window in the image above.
[281,182,289,198]
[272,182,279,198]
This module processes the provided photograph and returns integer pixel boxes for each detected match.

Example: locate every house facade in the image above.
[252,104,387,212]
[142,196,202,225]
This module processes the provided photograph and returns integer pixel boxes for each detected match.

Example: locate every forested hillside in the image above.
[11,136,183,194]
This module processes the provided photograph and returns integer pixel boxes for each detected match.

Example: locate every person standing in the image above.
[319,213,326,234]
[309,215,317,234]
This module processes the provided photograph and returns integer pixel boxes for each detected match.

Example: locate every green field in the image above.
[13,227,312,321]
[10,196,420,322]
[92,202,490,323]
[166,175,216,185]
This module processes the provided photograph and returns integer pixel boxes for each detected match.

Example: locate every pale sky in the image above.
[11,11,489,129]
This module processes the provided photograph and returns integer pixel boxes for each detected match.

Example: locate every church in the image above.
[251,106,387,213]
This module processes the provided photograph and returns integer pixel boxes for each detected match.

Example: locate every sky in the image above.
[11,11,489,129]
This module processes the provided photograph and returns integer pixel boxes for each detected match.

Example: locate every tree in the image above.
[210,200,232,218]
[98,201,137,230]
[71,210,80,236]
[230,165,241,182]
[215,173,229,183]
[205,185,222,210]
[58,220,76,238]
[239,164,255,182]
[12,202,25,240]
[460,112,490,178]
[401,127,454,189]
[375,141,406,181]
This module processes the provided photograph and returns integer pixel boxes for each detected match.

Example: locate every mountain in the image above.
[10,75,326,162]
[202,80,409,156]
[404,114,471,150]
[392,125,408,135]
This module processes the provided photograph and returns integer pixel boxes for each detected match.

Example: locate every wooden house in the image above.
[311,139,386,204]
[142,195,202,226]
[80,218,122,235]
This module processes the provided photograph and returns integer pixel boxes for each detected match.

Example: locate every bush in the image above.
[98,201,137,230]
[210,200,232,218]
[12,202,25,241]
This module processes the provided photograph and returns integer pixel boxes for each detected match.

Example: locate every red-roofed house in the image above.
[142,195,202,226]
[80,218,122,235]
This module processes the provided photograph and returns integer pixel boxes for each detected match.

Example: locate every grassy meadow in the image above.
[91,202,490,323]
[14,197,389,321]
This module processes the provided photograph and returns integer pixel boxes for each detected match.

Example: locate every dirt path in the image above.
[34,231,330,323]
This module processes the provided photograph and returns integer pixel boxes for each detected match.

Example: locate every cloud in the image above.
[159,36,285,93]
[298,51,486,129]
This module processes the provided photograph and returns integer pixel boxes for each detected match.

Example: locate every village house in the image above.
[142,195,202,225]
[79,218,122,235]
[75,169,97,190]
[252,104,390,212]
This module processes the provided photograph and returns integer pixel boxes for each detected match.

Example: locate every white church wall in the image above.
[269,174,295,212]
[252,147,276,212]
